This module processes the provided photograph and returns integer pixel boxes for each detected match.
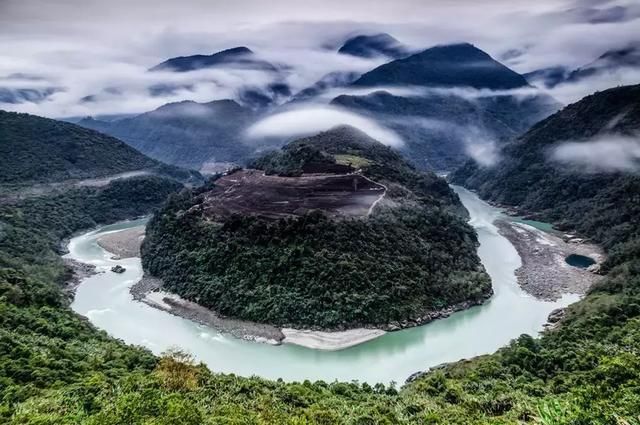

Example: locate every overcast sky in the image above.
[1,0,638,117]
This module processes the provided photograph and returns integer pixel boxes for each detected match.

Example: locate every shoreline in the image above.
[96,227,145,259]
[495,219,605,301]
[72,212,584,351]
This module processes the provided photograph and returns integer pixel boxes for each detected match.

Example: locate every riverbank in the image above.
[63,258,99,297]
[496,219,605,300]
[96,227,145,259]
[131,276,285,344]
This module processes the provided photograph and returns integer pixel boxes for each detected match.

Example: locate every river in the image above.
[68,186,579,384]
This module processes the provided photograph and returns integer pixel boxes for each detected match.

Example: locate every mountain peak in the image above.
[352,42,529,89]
[149,46,275,72]
[338,33,409,59]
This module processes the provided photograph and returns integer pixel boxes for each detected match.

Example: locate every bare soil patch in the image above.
[199,169,385,220]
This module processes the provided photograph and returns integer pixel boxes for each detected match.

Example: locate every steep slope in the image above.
[451,84,640,249]
[353,43,529,89]
[79,99,255,170]
[338,33,409,59]
[0,110,196,185]
[142,126,491,329]
[149,46,277,72]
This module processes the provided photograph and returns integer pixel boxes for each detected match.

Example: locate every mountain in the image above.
[0,110,198,185]
[566,45,640,83]
[149,46,277,72]
[142,125,491,329]
[338,33,410,59]
[525,45,640,88]
[353,43,530,89]
[289,71,361,103]
[327,43,560,171]
[78,99,255,170]
[451,84,640,249]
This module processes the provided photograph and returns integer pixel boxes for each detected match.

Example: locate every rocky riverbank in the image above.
[63,258,99,297]
[131,276,285,345]
[496,219,605,300]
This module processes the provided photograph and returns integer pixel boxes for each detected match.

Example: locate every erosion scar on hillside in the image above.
[199,169,386,220]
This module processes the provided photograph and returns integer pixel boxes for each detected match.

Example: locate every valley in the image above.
[67,186,581,383]
[2,5,640,421]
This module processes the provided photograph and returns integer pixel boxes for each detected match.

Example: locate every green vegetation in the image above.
[143,126,490,329]
[2,91,640,423]
[0,110,199,185]
[334,153,372,168]
[0,175,183,421]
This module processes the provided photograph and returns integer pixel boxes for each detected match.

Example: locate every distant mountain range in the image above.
[332,43,559,170]
[149,46,278,72]
[525,45,640,88]
[80,41,560,172]
[78,99,256,170]
[353,43,530,89]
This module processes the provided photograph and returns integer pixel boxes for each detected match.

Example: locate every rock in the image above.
[568,238,585,244]
[547,308,565,323]
[587,263,602,274]
[405,370,427,384]
[111,265,126,274]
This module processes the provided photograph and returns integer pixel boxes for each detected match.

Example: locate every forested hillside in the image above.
[142,126,491,329]
[0,110,196,184]
[78,99,255,169]
[451,84,640,253]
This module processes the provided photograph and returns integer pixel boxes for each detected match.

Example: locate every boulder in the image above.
[111,265,126,274]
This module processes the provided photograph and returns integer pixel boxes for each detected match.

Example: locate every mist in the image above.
[550,134,640,173]
[1,0,638,119]
[246,106,404,147]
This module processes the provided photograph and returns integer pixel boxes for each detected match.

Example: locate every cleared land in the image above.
[199,169,385,220]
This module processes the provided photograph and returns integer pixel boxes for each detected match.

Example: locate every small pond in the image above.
[565,254,596,269]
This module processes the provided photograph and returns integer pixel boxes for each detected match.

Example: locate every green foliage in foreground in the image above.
[7,258,640,424]
[0,176,182,418]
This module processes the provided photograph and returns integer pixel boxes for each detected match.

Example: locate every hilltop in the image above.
[142,125,491,330]
[338,33,409,59]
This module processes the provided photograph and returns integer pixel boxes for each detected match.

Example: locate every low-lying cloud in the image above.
[246,106,404,147]
[551,134,640,172]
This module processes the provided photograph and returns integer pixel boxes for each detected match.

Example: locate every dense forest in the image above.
[142,126,491,329]
[0,110,199,185]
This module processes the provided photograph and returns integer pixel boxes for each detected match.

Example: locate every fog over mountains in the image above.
[1,0,639,172]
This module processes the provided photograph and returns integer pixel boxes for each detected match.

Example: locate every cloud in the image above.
[550,134,640,172]
[245,106,404,147]
[543,67,640,104]
[463,132,501,167]
[1,0,639,117]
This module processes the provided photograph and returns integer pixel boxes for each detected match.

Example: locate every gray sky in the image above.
[1,0,639,117]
